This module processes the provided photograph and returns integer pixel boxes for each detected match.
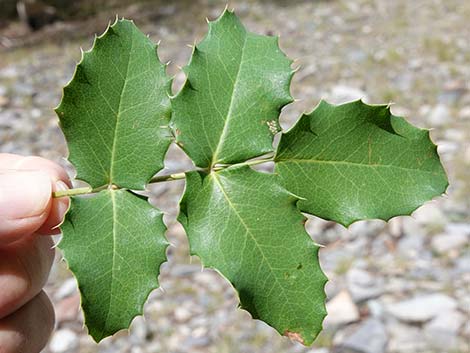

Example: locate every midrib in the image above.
[108,33,134,184]
[210,34,248,167]
[211,173,290,303]
[277,158,438,174]
[101,190,118,337]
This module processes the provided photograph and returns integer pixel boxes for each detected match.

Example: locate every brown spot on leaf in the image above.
[284,330,304,344]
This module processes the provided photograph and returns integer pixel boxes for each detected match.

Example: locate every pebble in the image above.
[55,294,80,323]
[428,103,451,126]
[324,290,360,327]
[386,294,458,322]
[424,309,465,333]
[339,319,387,353]
[346,268,384,302]
[328,85,368,104]
[174,306,192,322]
[49,329,79,353]
[459,106,470,119]
[423,310,466,350]
[431,232,468,254]
[412,203,446,228]
[387,322,428,352]
[446,222,470,236]
[54,277,77,300]
[130,317,148,344]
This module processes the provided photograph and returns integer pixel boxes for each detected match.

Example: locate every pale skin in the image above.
[0,153,71,353]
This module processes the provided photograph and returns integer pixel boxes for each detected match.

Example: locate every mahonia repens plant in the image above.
[54,10,448,345]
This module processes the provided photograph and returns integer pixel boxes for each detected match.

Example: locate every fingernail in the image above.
[55,180,69,193]
[0,170,51,220]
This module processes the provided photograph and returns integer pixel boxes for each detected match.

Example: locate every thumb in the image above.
[0,170,52,245]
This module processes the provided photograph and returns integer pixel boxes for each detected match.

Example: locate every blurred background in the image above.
[1,0,469,352]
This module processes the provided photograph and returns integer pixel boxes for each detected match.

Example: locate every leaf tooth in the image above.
[112,13,119,26]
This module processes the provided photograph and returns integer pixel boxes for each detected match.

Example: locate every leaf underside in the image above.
[60,190,168,342]
[171,9,294,168]
[56,19,172,190]
[275,100,448,226]
[179,166,327,345]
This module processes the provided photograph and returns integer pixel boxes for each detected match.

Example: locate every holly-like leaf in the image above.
[275,100,448,226]
[56,19,172,189]
[171,9,294,168]
[179,166,327,345]
[60,190,168,342]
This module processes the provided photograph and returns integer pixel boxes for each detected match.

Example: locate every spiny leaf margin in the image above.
[60,189,169,342]
[275,99,449,226]
[171,9,294,168]
[178,166,327,345]
[56,18,172,190]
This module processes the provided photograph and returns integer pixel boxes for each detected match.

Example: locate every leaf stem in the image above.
[149,172,187,183]
[53,157,274,198]
[53,186,93,198]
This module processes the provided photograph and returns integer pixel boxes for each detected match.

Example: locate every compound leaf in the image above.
[171,10,294,168]
[60,190,168,342]
[275,100,448,226]
[56,19,172,189]
[179,166,327,345]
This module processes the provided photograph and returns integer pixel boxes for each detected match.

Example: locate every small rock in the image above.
[54,277,77,300]
[329,85,368,104]
[49,329,79,353]
[130,316,148,344]
[306,349,329,353]
[424,309,465,333]
[455,254,470,273]
[367,300,384,318]
[324,290,360,327]
[397,233,425,259]
[431,233,468,254]
[437,140,459,155]
[174,306,192,322]
[412,203,446,228]
[446,222,470,236]
[428,104,451,126]
[182,335,211,349]
[424,310,465,350]
[0,95,9,107]
[339,319,388,353]
[347,268,384,302]
[55,294,80,323]
[458,106,470,120]
[386,294,457,322]
[130,347,145,353]
[387,322,427,352]
[0,66,18,79]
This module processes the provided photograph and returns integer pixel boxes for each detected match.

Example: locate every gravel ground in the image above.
[1,0,469,352]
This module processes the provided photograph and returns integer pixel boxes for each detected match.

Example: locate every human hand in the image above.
[0,153,71,353]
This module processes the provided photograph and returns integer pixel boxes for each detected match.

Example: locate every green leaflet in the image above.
[275,100,448,226]
[171,9,294,168]
[179,166,327,345]
[60,190,168,342]
[56,19,172,190]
